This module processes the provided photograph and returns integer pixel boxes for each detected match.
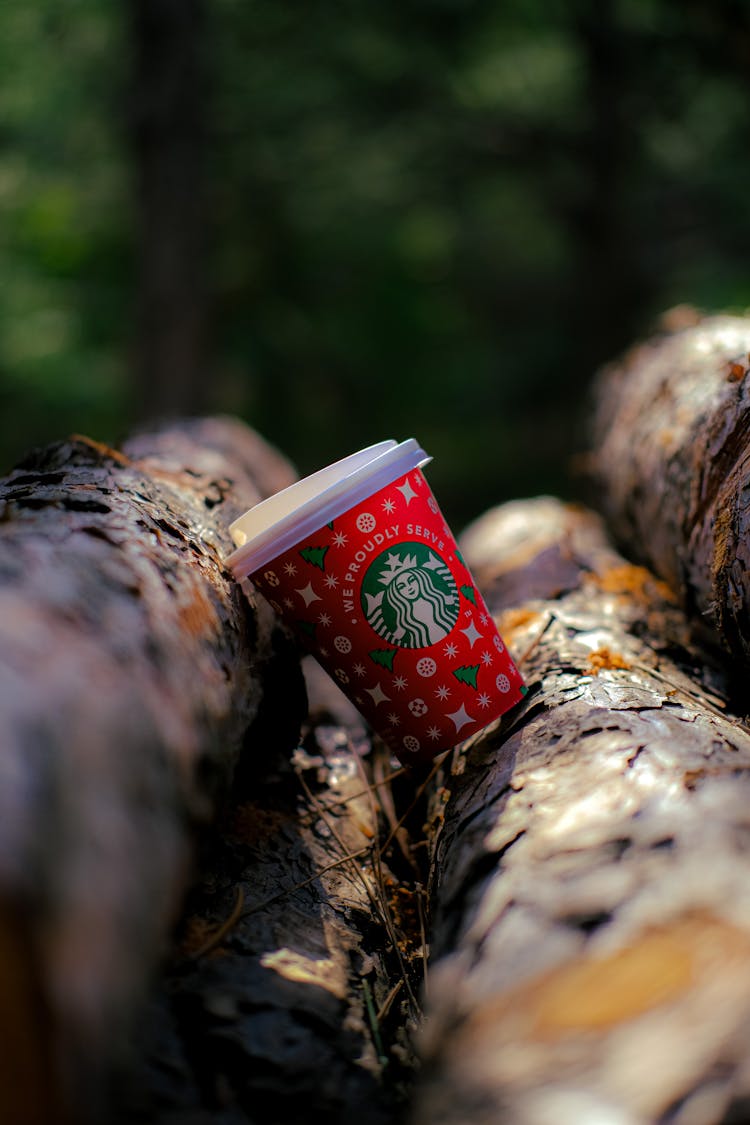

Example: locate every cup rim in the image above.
[224,438,430,579]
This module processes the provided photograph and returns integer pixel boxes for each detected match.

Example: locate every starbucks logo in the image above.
[361,542,459,649]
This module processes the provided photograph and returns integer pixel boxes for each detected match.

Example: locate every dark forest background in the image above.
[2,0,749,527]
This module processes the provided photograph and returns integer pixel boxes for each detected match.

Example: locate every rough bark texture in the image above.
[589,311,750,664]
[0,416,305,1123]
[413,497,750,1125]
[113,662,424,1125]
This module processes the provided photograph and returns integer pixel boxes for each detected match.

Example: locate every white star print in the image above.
[397,477,418,505]
[382,498,396,513]
[332,531,348,547]
[443,642,459,658]
[461,621,483,648]
[353,663,366,677]
[365,683,390,707]
[297,582,321,607]
[435,684,451,701]
[427,725,441,741]
[323,574,339,589]
[318,612,332,627]
[481,650,494,665]
[387,712,400,726]
[478,693,491,708]
[283,562,297,576]
[448,703,474,733]
[393,675,408,691]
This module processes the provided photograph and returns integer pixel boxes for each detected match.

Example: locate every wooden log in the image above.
[413,497,750,1125]
[112,661,423,1125]
[589,311,750,664]
[0,417,306,1123]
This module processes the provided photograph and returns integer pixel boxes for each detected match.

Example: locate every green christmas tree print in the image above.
[453,664,480,689]
[460,584,477,605]
[369,648,397,672]
[300,544,329,571]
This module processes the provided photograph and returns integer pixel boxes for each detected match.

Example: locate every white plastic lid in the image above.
[224,438,431,579]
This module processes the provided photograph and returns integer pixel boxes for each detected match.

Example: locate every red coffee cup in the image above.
[225,440,525,764]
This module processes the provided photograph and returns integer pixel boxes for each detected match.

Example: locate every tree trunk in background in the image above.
[413,497,750,1125]
[0,417,304,1124]
[589,312,750,665]
[561,0,648,397]
[128,0,211,418]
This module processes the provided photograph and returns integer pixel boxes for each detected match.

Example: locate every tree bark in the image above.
[589,311,750,664]
[413,497,750,1125]
[113,662,423,1125]
[0,416,305,1124]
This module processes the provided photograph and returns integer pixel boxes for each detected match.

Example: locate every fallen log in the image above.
[0,417,306,1124]
[589,311,750,664]
[413,497,750,1125]
[113,660,424,1125]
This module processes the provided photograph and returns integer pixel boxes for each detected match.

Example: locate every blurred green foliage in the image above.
[0,1,130,460]
[2,0,750,526]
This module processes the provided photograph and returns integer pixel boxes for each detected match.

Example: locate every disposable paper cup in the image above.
[225,440,526,764]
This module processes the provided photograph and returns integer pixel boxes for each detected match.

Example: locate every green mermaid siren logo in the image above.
[361,543,459,648]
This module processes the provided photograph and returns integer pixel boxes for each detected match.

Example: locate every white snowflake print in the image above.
[435,684,451,701]
[323,574,339,589]
[319,647,329,658]
[318,612,332,627]
[387,712,401,726]
[353,663,366,677]
[427,725,441,741]
[381,498,396,514]
[408,698,428,717]
[493,635,505,653]
[480,613,489,626]
[478,693,491,709]
[481,650,494,665]
[332,531,349,548]
[356,512,376,534]
[365,682,390,706]
[283,562,297,577]
[397,478,418,505]
[297,582,320,607]
[442,643,458,659]
[416,656,437,678]
[263,569,280,587]
[448,703,473,733]
[393,675,408,691]
[461,621,483,647]
[335,668,350,685]
[495,673,511,693]
[334,635,352,654]
[283,598,294,609]
[402,734,420,754]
